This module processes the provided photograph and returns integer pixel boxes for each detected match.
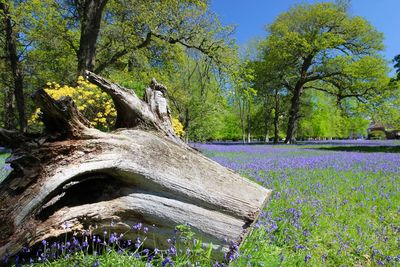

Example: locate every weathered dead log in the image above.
[0,72,271,260]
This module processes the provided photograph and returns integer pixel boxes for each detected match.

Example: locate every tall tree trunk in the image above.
[285,55,313,144]
[76,0,108,76]
[285,83,303,144]
[185,129,189,143]
[264,110,269,143]
[1,1,27,133]
[3,88,15,130]
[247,100,251,143]
[183,108,190,144]
[273,111,279,144]
[239,100,245,144]
[273,88,280,144]
[265,134,269,143]
[241,118,245,144]
[263,96,270,143]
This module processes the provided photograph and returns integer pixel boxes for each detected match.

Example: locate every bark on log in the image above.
[0,72,271,260]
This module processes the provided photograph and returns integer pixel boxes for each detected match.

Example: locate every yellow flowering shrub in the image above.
[172,118,185,137]
[29,76,116,130]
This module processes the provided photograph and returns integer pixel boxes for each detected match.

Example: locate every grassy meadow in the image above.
[2,140,400,266]
[196,140,400,266]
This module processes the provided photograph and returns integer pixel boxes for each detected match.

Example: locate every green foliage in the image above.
[362,81,400,130]
[107,71,148,99]
[230,60,258,142]
[161,49,239,142]
[298,92,370,139]
[15,0,79,84]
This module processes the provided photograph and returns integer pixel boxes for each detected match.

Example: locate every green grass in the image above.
[235,169,399,266]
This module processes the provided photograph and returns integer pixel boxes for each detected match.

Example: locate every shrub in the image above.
[29,77,116,131]
[172,118,185,137]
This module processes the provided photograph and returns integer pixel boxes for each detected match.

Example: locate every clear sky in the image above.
[211,0,400,69]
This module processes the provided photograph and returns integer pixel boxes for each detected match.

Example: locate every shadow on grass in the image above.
[317,146,400,153]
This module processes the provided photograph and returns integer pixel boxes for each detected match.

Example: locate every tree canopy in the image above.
[260,2,389,143]
[0,0,397,142]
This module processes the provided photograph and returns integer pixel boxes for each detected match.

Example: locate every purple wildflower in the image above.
[304,253,311,263]
[162,257,173,266]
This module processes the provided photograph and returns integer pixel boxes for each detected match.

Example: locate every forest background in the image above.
[1,0,399,144]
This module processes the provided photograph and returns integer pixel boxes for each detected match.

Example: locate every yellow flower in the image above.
[172,118,185,137]
[29,78,116,130]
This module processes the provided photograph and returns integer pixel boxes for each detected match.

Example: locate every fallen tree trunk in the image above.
[0,71,271,260]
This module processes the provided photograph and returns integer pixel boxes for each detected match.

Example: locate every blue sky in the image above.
[211,0,400,69]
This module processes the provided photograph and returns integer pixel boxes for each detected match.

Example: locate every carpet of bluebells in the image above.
[194,140,400,266]
[1,140,400,266]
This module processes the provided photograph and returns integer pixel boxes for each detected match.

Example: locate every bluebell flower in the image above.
[169,246,176,256]
[304,253,311,263]
[3,164,12,171]
[162,257,173,266]
[133,223,142,231]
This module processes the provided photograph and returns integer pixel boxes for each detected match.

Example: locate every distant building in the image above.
[386,129,400,139]
[367,122,400,139]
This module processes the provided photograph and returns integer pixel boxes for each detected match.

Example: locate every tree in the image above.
[166,49,230,142]
[42,0,234,76]
[263,2,388,143]
[296,91,367,139]
[95,0,235,73]
[0,29,15,129]
[75,0,108,76]
[0,0,27,132]
[231,61,256,143]
[252,52,290,144]
[11,0,234,81]
[360,80,400,130]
